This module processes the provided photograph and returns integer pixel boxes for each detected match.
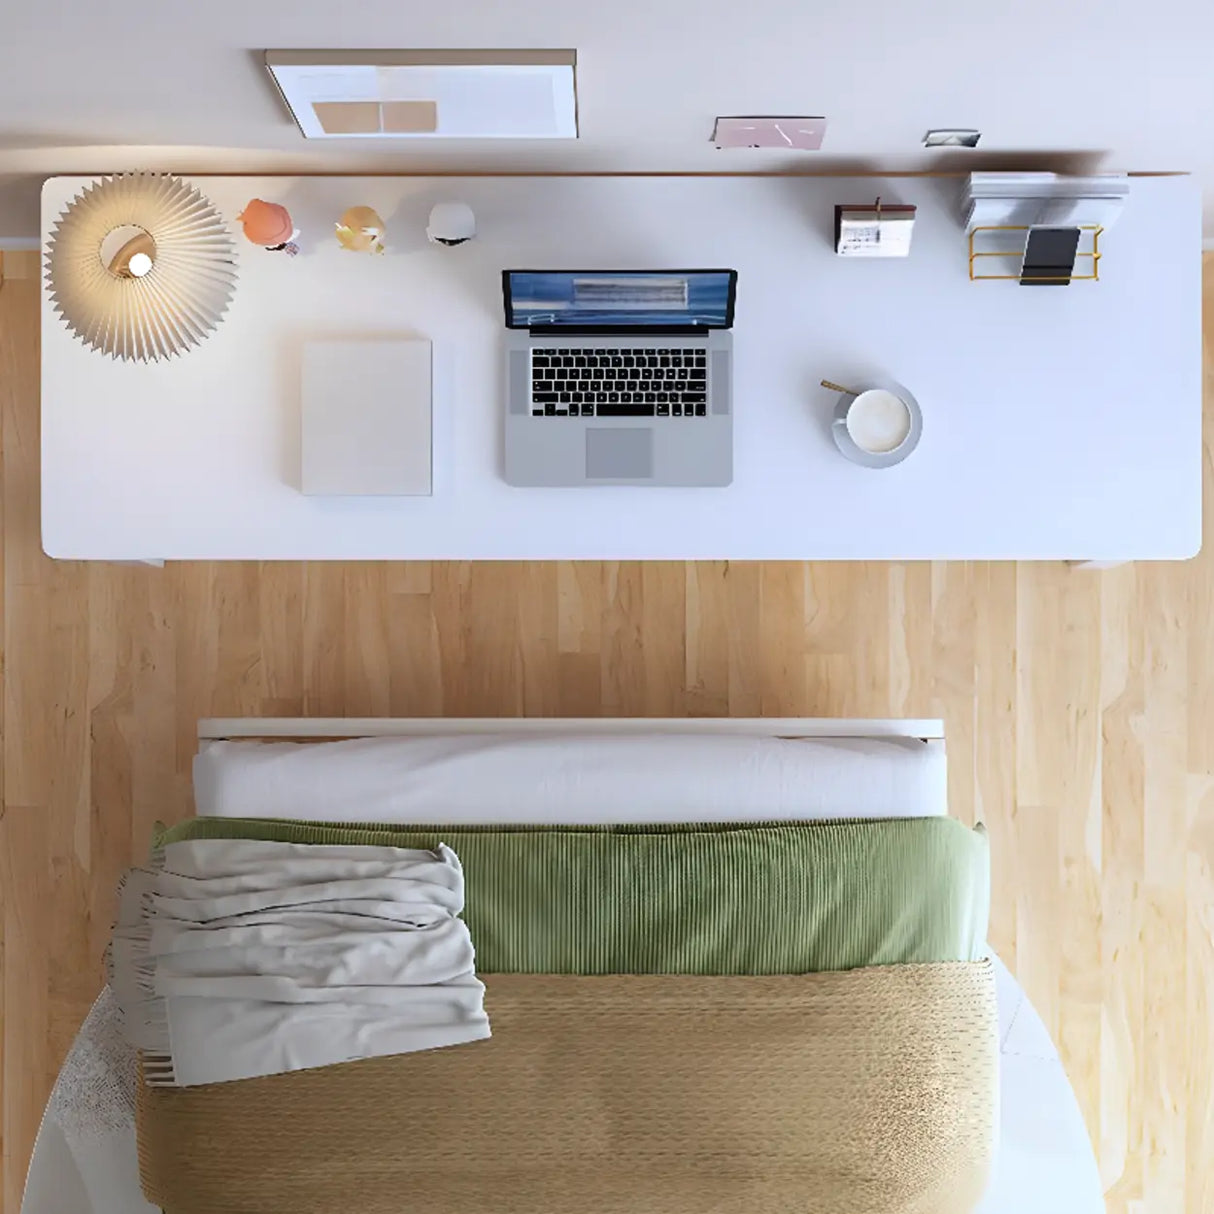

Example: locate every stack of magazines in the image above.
[963,172,1129,232]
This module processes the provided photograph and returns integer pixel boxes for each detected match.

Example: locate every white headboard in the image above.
[198,717,944,744]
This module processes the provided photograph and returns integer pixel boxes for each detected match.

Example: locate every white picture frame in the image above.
[265,49,578,140]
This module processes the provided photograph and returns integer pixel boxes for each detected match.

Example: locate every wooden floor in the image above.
[1,250,1211,1214]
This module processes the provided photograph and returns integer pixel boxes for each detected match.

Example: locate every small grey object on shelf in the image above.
[830,380,923,470]
[924,129,981,148]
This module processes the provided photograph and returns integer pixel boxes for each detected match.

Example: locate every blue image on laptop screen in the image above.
[507,270,734,329]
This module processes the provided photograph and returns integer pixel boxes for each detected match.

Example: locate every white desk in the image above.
[40,174,1203,562]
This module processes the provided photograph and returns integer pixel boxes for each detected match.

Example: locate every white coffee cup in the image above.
[844,388,913,454]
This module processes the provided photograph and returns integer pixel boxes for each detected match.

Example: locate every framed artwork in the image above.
[265,49,578,140]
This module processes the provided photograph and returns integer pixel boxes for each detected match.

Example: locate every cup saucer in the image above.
[830,380,922,469]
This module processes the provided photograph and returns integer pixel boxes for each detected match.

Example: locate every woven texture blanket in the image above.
[138,962,998,1214]
[156,817,990,972]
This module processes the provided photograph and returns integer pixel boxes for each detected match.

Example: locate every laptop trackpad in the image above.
[586,428,653,480]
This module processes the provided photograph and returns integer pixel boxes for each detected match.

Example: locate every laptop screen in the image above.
[504,269,736,331]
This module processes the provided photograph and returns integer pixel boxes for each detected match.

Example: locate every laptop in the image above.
[503,269,736,486]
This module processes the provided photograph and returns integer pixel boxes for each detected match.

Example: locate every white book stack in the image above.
[963,172,1129,233]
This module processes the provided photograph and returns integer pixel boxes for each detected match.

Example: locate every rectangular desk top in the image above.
[41,174,1203,561]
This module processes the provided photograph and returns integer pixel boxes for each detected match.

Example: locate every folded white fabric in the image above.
[108,839,489,1088]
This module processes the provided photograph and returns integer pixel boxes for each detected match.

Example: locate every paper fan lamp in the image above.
[46,173,238,362]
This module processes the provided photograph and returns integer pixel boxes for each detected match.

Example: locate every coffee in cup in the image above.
[844,389,912,455]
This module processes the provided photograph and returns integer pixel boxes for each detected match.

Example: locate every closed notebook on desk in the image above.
[301,338,432,496]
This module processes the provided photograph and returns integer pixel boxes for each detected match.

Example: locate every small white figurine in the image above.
[426,202,476,247]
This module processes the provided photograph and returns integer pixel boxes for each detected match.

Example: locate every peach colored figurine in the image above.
[335,205,386,254]
[237,199,300,256]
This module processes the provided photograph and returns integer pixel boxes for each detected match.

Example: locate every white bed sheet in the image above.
[194,733,948,822]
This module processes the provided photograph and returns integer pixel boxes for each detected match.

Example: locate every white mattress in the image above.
[194,732,948,822]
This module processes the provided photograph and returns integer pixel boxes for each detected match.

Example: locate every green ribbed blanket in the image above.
[155,817,989,974]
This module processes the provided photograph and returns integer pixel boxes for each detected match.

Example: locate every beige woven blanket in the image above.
[139,962,997,1214]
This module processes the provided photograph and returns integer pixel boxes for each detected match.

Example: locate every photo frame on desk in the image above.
[834,198,917,258]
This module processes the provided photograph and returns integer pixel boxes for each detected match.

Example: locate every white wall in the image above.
[2,0,1211,240]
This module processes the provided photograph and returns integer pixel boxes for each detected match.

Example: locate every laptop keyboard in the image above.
[530,347,709,418]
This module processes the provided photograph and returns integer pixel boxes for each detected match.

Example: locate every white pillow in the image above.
[194,732,947,823]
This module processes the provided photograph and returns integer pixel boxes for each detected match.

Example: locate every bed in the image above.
[21,717,1104,1214]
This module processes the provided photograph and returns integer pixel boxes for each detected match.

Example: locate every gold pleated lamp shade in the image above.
[46,173,238,362]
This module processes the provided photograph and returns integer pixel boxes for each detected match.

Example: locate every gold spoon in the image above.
[821,379,862,396]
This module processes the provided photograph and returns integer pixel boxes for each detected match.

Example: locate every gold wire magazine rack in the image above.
[968,224,1103,283]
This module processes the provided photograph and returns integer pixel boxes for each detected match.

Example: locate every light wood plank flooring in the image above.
[1,252,1211,1214]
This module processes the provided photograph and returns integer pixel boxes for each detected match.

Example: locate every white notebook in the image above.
[301,338,432,496]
